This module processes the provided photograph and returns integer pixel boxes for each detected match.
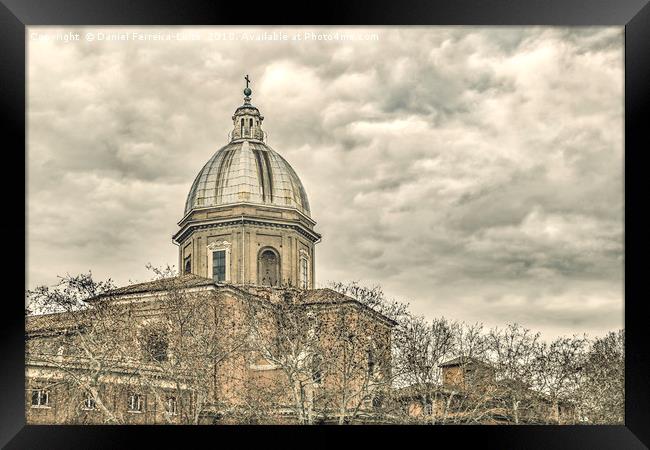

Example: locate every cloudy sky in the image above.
[27,26,623,340]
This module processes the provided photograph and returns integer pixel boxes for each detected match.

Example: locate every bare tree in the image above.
[326,282,405,423]
[244,290,323,424]
[485,323,542,424]
[328,281,409,324]
[390,315,457,423]
[532,335,587,424]
[320,303,392,424]
[27,272,130,424]
[575,330,624,424]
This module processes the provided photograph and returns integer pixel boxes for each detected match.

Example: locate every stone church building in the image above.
[26,82,396,425]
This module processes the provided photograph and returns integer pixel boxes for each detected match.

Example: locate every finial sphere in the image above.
[244,87,252,96]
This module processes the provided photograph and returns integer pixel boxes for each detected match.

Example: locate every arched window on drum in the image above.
[258,247,280,286]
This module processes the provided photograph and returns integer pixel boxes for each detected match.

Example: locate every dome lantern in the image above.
[231,74,264,141]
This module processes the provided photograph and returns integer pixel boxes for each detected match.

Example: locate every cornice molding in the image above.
[177,202,317,228]
[172,216,321,245]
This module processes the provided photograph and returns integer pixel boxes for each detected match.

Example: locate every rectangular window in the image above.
[127,393,144,413]
[213,250,226,282]
[82,392,96,410]
[311,354,323,384]
[367,348,376,377]
[165,396,178,415]
[300,257,308,289]
[31,389,49,407]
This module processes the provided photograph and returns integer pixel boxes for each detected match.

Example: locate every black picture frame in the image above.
[2,0,648,448]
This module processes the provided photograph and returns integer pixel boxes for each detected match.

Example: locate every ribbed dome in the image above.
[184,140,311,216]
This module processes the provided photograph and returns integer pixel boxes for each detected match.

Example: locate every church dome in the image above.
[184,82,311,217]
[184,140,311,216]
[185,139,310,216]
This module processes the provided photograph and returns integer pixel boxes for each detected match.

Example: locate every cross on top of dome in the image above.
[243,74,252,102]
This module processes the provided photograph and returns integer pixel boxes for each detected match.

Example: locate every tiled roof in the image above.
[301,288,357,304]
[26,310,88,333]
[230,286,397,326]
[302,289,398,326]
[100,274,215,297]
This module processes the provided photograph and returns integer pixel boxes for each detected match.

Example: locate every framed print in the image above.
[1,0,649,448]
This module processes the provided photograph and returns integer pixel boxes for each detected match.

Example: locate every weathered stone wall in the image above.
[26,365,193,425]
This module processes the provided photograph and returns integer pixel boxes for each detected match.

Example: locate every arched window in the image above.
[240,118,244,136]
[183,256,191,275]
[258,248,280,286]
